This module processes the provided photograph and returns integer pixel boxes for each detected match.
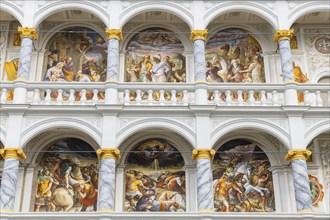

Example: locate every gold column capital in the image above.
[190,29,208,42]
[105,28,123,40]
[273,29,294,43]
[18,27,38,40]
[0,148,26,160]
[97,148,121,160]
[285,149,312,161]
[192,148,215,160]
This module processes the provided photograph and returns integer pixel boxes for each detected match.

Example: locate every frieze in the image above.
[304,118,322,130]
[87,118,102,129]
[23,117,41,130]
[267,119,288,131]
[176,118,195,130]
[210,118,228,130]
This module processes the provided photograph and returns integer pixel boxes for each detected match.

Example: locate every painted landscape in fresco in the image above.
[213,139,275,212]
[125,139,186,212]
[44,28,107,83]
[206,28,265,83]
[33,138,98,212]
[125,28,186,83]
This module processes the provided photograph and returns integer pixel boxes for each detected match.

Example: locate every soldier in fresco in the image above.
[73,182,98,211]
[35,168,56,212]
[134,55,153,82]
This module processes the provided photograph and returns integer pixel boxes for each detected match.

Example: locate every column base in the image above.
[0,209,13,212]
[298,209,314,213]
[97,208,115,212]
[198,209,214,212]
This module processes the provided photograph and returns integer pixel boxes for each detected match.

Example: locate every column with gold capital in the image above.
[285,149,313,212]
[0,148,26,212]
[191,30,208,105]
[96,148,120,212]
[273,29,298,105]
[192,148,215,212]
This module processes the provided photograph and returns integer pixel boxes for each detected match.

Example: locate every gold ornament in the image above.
[190,29,208,42]
[273,29,294,43]
[285,149,312,161]
[105,28,123,40]
[0,148,26,160]
[192,148,215,160]
[97,208,115,212]
[18,27,38,40]
[96,148,121,160]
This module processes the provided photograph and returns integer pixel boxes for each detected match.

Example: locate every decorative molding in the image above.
[264,133,280,149]
[119,117,136,129]
[304,118,322,130]
[176,118,195,130]
[23,117,41,130]
[267,119,288,131]
[88,118,102,129]
[210,118,228,130]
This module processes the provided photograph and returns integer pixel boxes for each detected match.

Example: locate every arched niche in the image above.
[206,28,265,83]
[31,137,99,213]
[42,27,107,83]
[213,139,276,212]
[124,138,186,212]
[124,27,186,83]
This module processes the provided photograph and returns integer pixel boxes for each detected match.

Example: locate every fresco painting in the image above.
[213,139,275,212]
[125,28,186,83]
[125,139,186,212]
[206,28,265,84]
[33,138,98,212]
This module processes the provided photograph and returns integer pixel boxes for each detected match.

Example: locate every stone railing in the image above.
[0,81,329,107]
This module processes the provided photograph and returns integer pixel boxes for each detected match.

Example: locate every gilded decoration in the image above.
[0,148,26,160]
[273,29,294,43]
[32,138,99,212]
[96,148,121,160]
[213,140,275,212]
[18,27,38,40]
[190,29,208,42]
[308,175,324,207]
[192,148,215,160]
[124,139,186,212]
[285,149,312,161]
[105,28,123,40]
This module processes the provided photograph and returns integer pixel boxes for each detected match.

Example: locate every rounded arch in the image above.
[210,119,290,149]
[305,119,330,147]
[121,24,192,52]
[119,1,193,28]
[288,2,330,28]
[0,1,23,25]
[20,117,102,148]
[39,23,106,51]
[204,2,278,30]
[34,1,109,27]
[311,67,330,83]
[117,118,196,149]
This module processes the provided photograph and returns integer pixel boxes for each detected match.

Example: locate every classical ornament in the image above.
[105,28,123,40]
[0,148,26,160]
[190,29,208,42]
[309,175,324,207]
[192,148,215,160]
[285,149,312,161]
[273,29,294,43]
[97,148,121,160]
[18,27,38,40]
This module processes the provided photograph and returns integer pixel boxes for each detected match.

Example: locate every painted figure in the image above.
[293,62,309,103]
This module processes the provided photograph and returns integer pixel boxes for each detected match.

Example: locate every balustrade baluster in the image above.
[225,90,232,106]
[315,91,323,106]
[213,90,220,105]
[147,90,153,105]
[56,89,63,105]
[45,89,51,105]
[92,89,98,104]
[272,91,279,106]
[33,89,40,104]
[171,90,177,105]
[1,89,8,103]
[248,91,255,106]
[136,90,142,105]
[80,89,87,105]
[260,90,267,106]
[183,90,188,106]
[304,91,311,105]
[237,90,243,106]
[124,90,130,105]
[159,90,165,105]
[68,89,75,105]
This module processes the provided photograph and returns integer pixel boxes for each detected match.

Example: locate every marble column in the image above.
[96,148,121,212]
[192,148,215,212]
[273,29,298,105]
[0,148,26,212]
[191,30,208,105]
[285,149,314,212]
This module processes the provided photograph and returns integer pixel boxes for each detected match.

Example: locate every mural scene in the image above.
[125,28,186,83]
[33,138,99,212]
[125,139,186,212]
[213,139,275,212]
[206,28,265,84]
[43,28,107,83]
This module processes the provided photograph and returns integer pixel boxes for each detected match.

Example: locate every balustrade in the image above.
[0,82,329,107]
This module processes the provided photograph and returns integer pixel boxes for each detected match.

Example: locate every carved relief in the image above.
[267,119,288,131]
[176,118,195,130]
[319,140,330,188]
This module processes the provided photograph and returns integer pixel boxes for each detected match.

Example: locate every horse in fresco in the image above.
[51,187,75,212]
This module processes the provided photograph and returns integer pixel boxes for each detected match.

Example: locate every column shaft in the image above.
[278,39,294,82]
[193,39,206,81]
[196,158,214,211]
[107,38,120,81]
[17,37,34,80]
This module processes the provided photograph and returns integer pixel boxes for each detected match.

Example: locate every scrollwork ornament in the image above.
[190,29,208,42]
[18,27,38,40]
[273,29,294,43]
[105,28,123,40]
